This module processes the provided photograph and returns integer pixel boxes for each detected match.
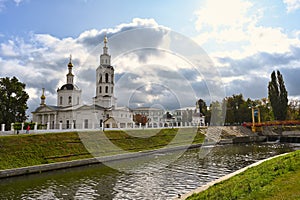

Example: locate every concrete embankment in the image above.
[0,143,202,179]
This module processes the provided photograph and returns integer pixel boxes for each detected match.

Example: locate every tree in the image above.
[197,99,207,116]
[0,77,29,130]
[133,114,148,126]
[224,94,252,125]
[268,70,288,120]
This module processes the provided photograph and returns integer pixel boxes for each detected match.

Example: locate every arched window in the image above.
[99,86,102,93]
[105,86,108,93]
[105,73,109,83]
[60,96,63,105]
[111,74,114,84]
[68,96,72,104]
[111,87,113,93]
[99,75,102,83]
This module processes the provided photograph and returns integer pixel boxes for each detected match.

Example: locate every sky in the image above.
[0,0,300,116]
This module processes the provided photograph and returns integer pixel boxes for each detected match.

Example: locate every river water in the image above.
[0,143,296,200]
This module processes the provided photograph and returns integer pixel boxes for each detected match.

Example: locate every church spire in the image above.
[100,35,111,66]
[66,54,74,84]
[40,88,46,106]
[103,35,108,55]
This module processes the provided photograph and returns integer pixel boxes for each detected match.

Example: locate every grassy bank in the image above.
[0,128,205,170]
[187,149,300,200]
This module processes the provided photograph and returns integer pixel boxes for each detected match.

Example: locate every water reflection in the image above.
[0,143,295,200]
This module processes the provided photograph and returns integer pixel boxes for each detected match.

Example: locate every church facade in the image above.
[32,36,134,129]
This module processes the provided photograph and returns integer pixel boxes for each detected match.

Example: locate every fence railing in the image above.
[0,121,206,135]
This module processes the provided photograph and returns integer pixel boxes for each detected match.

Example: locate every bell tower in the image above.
[94,36,116,108]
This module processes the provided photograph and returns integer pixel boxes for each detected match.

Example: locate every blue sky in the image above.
[1,0,300,114]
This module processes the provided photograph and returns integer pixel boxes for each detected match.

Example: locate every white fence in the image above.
[0,122,206,136]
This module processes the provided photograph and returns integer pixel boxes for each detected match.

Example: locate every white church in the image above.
[32,36,134,129]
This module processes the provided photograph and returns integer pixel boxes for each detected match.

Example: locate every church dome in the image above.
[58,83,79,91]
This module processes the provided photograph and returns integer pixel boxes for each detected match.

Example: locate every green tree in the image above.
[197,99,207,116]
[268,70,288,120]
[197,99,209,124]
[0,77,29,130]
[224,94,252,125]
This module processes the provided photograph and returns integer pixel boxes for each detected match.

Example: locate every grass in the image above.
[186,149,300,200]
[0,128,205,170]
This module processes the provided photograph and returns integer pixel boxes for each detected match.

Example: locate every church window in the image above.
[60,96,63,105]
[111,87,113,93]
[105,59,107,64]
[68,96,72,104]
[105,73,109,83]
[99,86,102,93]
[105,86,108,93]
[111,74,114,83]
[99,75,102,83]
[84,119,88,129]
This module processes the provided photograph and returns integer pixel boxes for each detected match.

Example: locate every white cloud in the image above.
[14,0,23,6]
[192,0,300,101]
[195,0,253,31]
[283,0,300,12]
[1,40,18,56]
[0,0,23,12]
[193,0,300,56]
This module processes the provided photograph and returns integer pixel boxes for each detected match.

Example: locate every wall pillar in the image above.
[48,114,50,125]
[54,114,57,129]
[34,123,38,131]
[47,122,50,130]
[42,115,45,124]
[59,122,62,130]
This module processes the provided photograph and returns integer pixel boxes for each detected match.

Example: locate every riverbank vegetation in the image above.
[0,128,205,170]
[186,149,300,200]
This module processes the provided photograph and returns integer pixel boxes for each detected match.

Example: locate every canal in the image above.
[0,143,296,200]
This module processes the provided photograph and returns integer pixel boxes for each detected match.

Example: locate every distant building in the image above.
[131,107,165,127]
[173,107,205,126]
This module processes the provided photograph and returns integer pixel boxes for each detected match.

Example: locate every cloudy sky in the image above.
[0,0,300,115]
